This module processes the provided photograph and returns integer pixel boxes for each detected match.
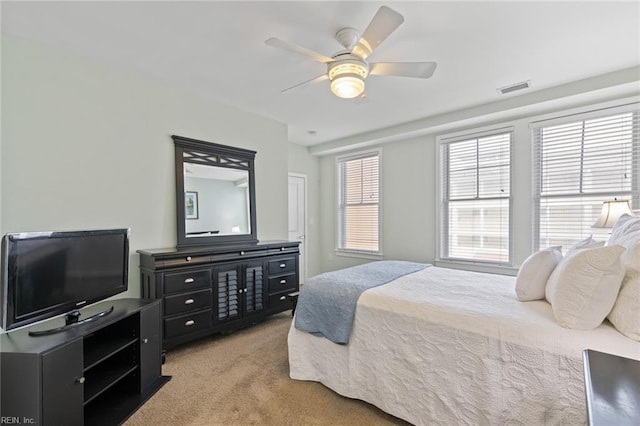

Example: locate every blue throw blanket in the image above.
[294,260,429,344]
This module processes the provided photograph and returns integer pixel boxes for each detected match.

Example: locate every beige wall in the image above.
[317,137,438,274]
[1,35,290,301]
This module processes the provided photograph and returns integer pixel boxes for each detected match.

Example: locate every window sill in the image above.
[434,259,518,276]
[335,250,384,261]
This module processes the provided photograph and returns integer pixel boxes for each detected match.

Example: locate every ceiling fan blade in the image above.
[281,74,329,94]
[352,6,404,59]
[369,62,437,79]
[265,38,334,64]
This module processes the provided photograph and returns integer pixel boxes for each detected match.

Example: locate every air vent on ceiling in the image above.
[498,80,531,95]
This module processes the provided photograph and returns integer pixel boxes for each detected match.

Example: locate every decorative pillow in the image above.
[515,246,563,301]
[608,243,640,340]
[545,236,604,303]
[607,214,640,246]
[605,215,640,340]
[564,235,605,258]
[546,245,625,329]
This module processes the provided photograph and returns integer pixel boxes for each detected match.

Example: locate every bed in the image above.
[288,263,640,425]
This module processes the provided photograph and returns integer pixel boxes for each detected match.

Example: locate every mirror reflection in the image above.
[183,163,251,238]
[174,134,257,248]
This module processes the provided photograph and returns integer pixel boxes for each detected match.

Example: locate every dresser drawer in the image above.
[268,257,296,275]
[268,292,294,313]
[164,268,212,294]
[164,310,212,339]
[164,288,212,317]
[268,273,297,294]
[162,254,211,268]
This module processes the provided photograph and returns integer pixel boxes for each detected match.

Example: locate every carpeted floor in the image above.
[125,312,410,426]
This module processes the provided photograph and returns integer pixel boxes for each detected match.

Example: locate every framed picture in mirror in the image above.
[185,191,199,219]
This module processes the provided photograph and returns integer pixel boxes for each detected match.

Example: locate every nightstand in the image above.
[583,349,640,426]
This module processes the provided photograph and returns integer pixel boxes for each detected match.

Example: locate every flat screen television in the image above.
[1,228,130,333]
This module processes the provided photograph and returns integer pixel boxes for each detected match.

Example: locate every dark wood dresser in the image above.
[138,240,300,350]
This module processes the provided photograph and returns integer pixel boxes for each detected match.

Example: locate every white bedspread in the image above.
[288,266,640,425]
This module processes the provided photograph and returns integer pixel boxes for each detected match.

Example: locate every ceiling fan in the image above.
[265,6,437,99]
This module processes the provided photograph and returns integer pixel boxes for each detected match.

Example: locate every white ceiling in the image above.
[2,1,639,148]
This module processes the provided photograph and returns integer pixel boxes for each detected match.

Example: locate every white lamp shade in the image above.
[592,200,633,228]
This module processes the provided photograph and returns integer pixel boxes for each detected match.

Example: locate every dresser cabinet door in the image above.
[244,261,265,315]
[215,264,240,322]
[42,340,84,426]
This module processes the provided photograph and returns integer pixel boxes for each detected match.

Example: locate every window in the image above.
[440,131,512,264]
[336,150,381,255]
[533,108,639,251]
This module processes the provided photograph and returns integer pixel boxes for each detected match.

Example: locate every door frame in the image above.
[288,172,307,283]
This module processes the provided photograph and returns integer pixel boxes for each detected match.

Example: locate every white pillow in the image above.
[607,214,640,246]
[564,235,605,258]
[545,236,605,303]
[608,243,640,340]
[515,246,563,301]
[605,216,640,340]
[546,245,625,329]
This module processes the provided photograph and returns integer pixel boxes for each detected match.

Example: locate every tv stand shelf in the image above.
[0,298,170,426]
[84,335,138,370]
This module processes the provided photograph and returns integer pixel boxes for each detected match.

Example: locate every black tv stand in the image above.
[1,298,169,425]
[28,305,115,337]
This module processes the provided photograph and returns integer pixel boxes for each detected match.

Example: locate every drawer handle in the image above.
[280,279,287,284]
[184,299,195,305]
[142,338,149,344]
[281,247,285,251]
[76,376,86,384]
[186,256,192,261]
[185,320,195,326]
[279,263,286,268]
[184,278,195,284]
[279,295,286,301]
[240,251,245,255]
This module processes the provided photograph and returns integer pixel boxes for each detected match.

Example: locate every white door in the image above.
[288,174,306,283]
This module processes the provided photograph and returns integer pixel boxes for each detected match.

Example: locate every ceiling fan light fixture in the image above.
[266,7,437,98]
[330,74,365,99]
[328,60,368,99]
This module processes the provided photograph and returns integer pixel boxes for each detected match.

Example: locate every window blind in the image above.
[440,131,512,264]
[533,108,639,251]
[337,151,380,253]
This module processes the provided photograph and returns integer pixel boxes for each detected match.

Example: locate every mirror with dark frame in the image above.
[173,135,258,248]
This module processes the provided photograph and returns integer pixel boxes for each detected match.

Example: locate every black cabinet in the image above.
[214,260,265,323]
[0,299,169,426]
[138,240,300,350]
[42,340,83,425]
